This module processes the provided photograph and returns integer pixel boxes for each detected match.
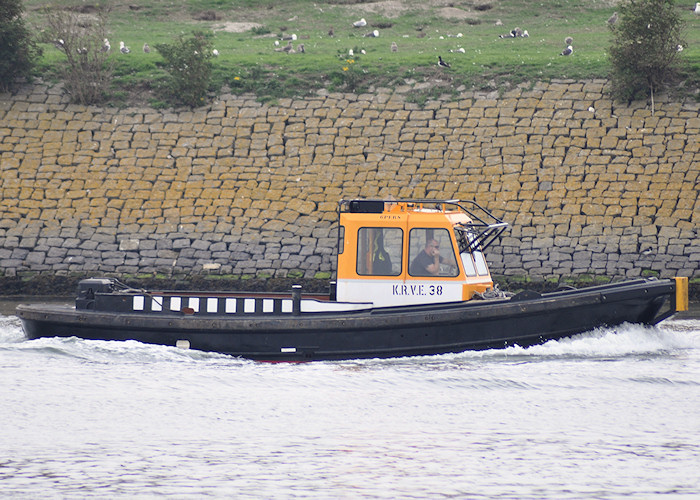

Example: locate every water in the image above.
[1,302,699,498]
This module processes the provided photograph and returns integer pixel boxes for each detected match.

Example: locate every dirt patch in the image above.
[214,22,263,33]
[349,1,481,20]
[348,1,413,18]
[437,7,478,20]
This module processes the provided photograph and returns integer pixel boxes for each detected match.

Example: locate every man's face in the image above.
[427,241,439,257]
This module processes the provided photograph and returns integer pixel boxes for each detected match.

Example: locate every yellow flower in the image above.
[234,76,240,80]
[342,66,349,71]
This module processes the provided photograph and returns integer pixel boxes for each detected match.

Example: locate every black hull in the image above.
[17,279,679,361]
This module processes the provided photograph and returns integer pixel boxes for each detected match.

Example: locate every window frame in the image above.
[355,226,403,277]
[408,227,459,278]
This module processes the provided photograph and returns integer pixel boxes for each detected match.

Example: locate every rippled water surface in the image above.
[1,306,699,498]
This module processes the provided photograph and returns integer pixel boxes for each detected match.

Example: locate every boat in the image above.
[17,199,689,361]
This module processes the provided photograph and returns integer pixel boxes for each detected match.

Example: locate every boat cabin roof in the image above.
[338,199,507,252]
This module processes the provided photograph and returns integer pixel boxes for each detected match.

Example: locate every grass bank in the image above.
[23,0,700,106]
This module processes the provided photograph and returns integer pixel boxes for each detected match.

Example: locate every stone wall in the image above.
[1,80,698,281]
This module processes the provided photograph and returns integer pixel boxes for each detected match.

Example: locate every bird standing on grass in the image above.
[438,55,450,68]
[143,43,150,53]
[102,38,110,52]
[391,42,398,52]
[607,12,618,25]
[120,41,130,54]
[560,45,573,56]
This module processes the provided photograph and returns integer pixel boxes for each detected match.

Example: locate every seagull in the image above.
[119,41,130,54]
[676,44,683,52]
[607,12,618,25]
[77,47,87,55]
[522,30,529,37]
[282,40,293,52]
[282,33,297,41]
[560,45,573,56]
[495,19,503,26]
[143,43,150,53]
[353,18,367,28]
[348,48,354,56]
[102,38,110,52]
[565,36,573,45]
[456,47,465,53]
[364,30,379,37]
[212,48,219,56]
[54,39,65,50]
[437,55,450,68]
[391,42,398,52]
[695,3,700,14]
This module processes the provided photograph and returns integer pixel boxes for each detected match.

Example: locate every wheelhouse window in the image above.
[356,227,402,276]
[338,225,345,255]
[408,228,458,277]
[454,227,489,276]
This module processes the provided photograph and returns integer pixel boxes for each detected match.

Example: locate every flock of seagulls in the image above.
[56,8,695,68]
[96,38,219,57]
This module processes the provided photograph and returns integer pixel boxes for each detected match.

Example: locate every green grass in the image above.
[22,0,700,106]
